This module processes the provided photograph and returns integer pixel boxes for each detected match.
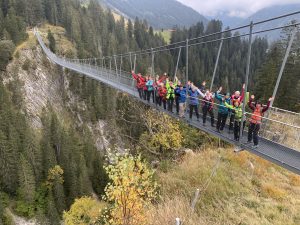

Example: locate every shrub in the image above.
[289,174,300,186]
[14,200,35,218]
[22,58,31,71]
[262,184,286,200]
[103,154,158,225]
[63,197,106,225]
[31,62,37,71]
[0,40,15,71]
[2,209,14,225]
[15,51,20,59]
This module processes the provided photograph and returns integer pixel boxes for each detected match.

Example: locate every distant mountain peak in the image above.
[100,0,208,29]
[239,4,300,41]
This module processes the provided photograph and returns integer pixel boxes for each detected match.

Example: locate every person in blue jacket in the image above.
[175,84,187,118]
[175,80,182,115]
[188,83,205,121]
[146,76,155,103]
[215,87,231,132]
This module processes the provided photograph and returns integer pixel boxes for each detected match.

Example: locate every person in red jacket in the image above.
[157,83,167,110]
[132,71,146,99]
[247,95,273,148]
[229,83,245,132]
[154,74,167,105]
[143,75,149,100]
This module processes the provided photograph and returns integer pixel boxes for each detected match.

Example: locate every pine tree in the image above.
[78,155,92,196]
[4,8,27,44]
[92,152,108,195]
[0,40,15,71]
[48,30,56,53]
[18,154,36,203]
[0,130,18,194]
[254,45,282,102]
[53,181,66,214]
[46,192,60,225]
[0,9,4,36]
[128,19,133,39]
[43,0,58,25]
[40,110,58,178]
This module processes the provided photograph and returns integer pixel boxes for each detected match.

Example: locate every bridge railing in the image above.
[35,28,300,151]
[194,98,300,150]
[73,57,300,150]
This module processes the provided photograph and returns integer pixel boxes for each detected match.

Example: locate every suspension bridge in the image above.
[34,11,300,175]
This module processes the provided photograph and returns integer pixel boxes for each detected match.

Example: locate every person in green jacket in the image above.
[215,87,231,132]
[225,101,244,141]
[166,77,177,113]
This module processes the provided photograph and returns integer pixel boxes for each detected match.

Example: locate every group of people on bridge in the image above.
[132,71,273,148]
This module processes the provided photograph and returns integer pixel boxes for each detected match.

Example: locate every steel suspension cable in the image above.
[64,11,300,61]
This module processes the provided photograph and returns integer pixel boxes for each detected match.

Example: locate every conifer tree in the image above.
[0,131,18,194]
[48,30,56,53]
[18,154,36,203]
[0,40,15,71]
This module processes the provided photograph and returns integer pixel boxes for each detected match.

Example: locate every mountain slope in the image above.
[210,4,300,40]
[101,0,208,29]
[240,4,300,41]
[210,12,244,28]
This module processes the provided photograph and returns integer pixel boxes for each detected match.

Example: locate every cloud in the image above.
[177,0,300,18]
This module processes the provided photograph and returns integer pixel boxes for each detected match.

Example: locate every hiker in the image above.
[132,71,146,99]
[247,95,273,148]
[175,84,187,118]
[175,80,182,115]
[215,87,231,132]
[146,76,155,103]
[188,83,204,121]
[154,74,167,105]
[229,83,245,132]
[200,81,206,93]
[143,75,149,100]
[166,77,177,113]
[158,83,167,110]
[225,100,244,141]
[202,90,215,127]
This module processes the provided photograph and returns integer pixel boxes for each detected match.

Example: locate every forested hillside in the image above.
[0,0,168,224]
[168,21,269,91]
[253,27,300,111]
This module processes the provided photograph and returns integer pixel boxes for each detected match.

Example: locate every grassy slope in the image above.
[148,148,300,225]
[39,24,77,57]
[110,7,172,43]
[155,30,172,43]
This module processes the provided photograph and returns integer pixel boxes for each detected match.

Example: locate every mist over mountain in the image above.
[213,4,300,41]
[208,12,243,28]
[239,4,300,41]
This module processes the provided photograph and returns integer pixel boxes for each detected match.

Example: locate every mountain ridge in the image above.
[239,4,300,41]
[100,0,208,29]
[210,4,300,28]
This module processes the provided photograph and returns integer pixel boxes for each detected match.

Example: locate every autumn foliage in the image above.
[139,110,183,154]
[102,154,158,225]
[63,197,106,225]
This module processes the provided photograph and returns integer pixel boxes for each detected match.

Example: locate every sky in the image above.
[177,0,300,18]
